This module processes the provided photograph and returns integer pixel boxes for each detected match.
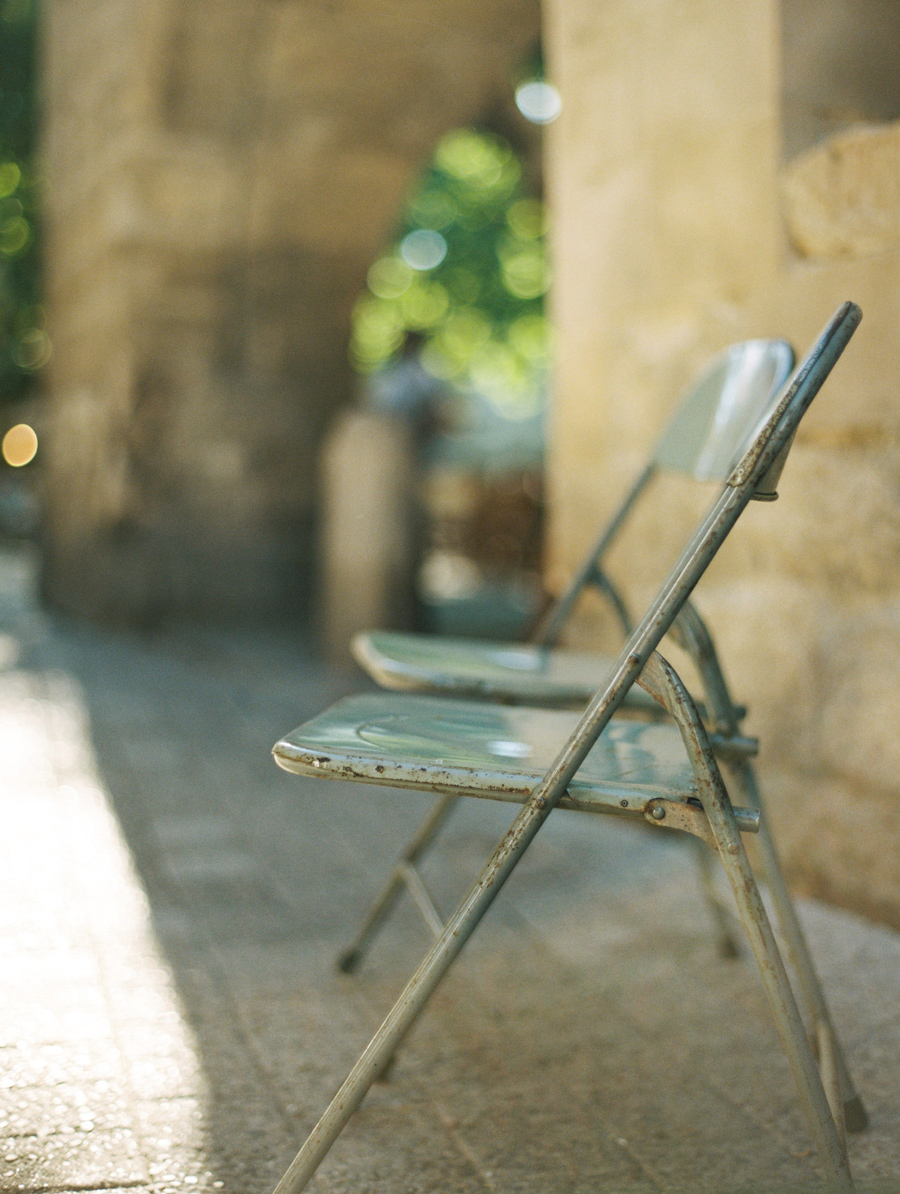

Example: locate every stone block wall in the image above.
[543,0,900,925]
[41,0,539,624]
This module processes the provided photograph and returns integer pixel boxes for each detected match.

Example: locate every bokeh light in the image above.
[11,326,51,370]
[367,257,412,299]
[400,229,448,271]
[2,422,38,466]
[0,162,21,198]
[515,80,562,124]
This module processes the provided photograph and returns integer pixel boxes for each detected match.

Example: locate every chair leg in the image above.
[818,1019,848,1149]
[336,794,459,974]
[729,762,868,1133]
[691,836,741,958]
[702,778,854,1191]
[273,788,560,1194]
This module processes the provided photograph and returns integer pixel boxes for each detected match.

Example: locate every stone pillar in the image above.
[544,0,900,925]
[40,0,539,625]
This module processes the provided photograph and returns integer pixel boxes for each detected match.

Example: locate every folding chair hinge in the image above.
[708,731,759,760]
[643,798,760,847]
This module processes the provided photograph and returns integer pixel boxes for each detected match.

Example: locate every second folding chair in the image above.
[353,336,796,704]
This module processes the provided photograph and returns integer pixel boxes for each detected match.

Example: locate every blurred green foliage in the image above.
[351,128,550,415]
[0,0,48,408]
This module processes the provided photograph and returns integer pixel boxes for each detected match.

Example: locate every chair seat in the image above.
[353,630,661,710]
[273,692,759,834]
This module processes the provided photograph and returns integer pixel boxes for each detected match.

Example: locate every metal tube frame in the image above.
[673,586,867,1130]
[336,793,459,974]
[727,760,867,1132]
[534,461,654,647]
[678,684,852,1190]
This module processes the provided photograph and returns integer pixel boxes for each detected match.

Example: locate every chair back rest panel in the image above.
[654,339,795,481]
[538,339,795,650]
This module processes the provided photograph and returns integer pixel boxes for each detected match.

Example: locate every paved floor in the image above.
[0,545,897,1194]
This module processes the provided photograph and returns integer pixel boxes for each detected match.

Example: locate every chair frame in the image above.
[271,304,862,1194]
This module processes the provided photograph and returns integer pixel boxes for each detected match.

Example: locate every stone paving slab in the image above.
[0,546,897,1194]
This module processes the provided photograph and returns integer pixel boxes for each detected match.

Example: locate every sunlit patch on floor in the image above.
[0,666,215,1193]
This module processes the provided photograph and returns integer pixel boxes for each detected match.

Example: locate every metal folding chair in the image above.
[353,336,797,707]
[271,304,862,1193]
[347,335,869,1133]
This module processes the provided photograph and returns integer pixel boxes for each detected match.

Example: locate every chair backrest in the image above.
[537,337,795,647]
[654,339,795,481]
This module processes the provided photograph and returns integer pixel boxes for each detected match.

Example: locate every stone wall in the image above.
[544,0,900,926]
[41,0,539,624]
